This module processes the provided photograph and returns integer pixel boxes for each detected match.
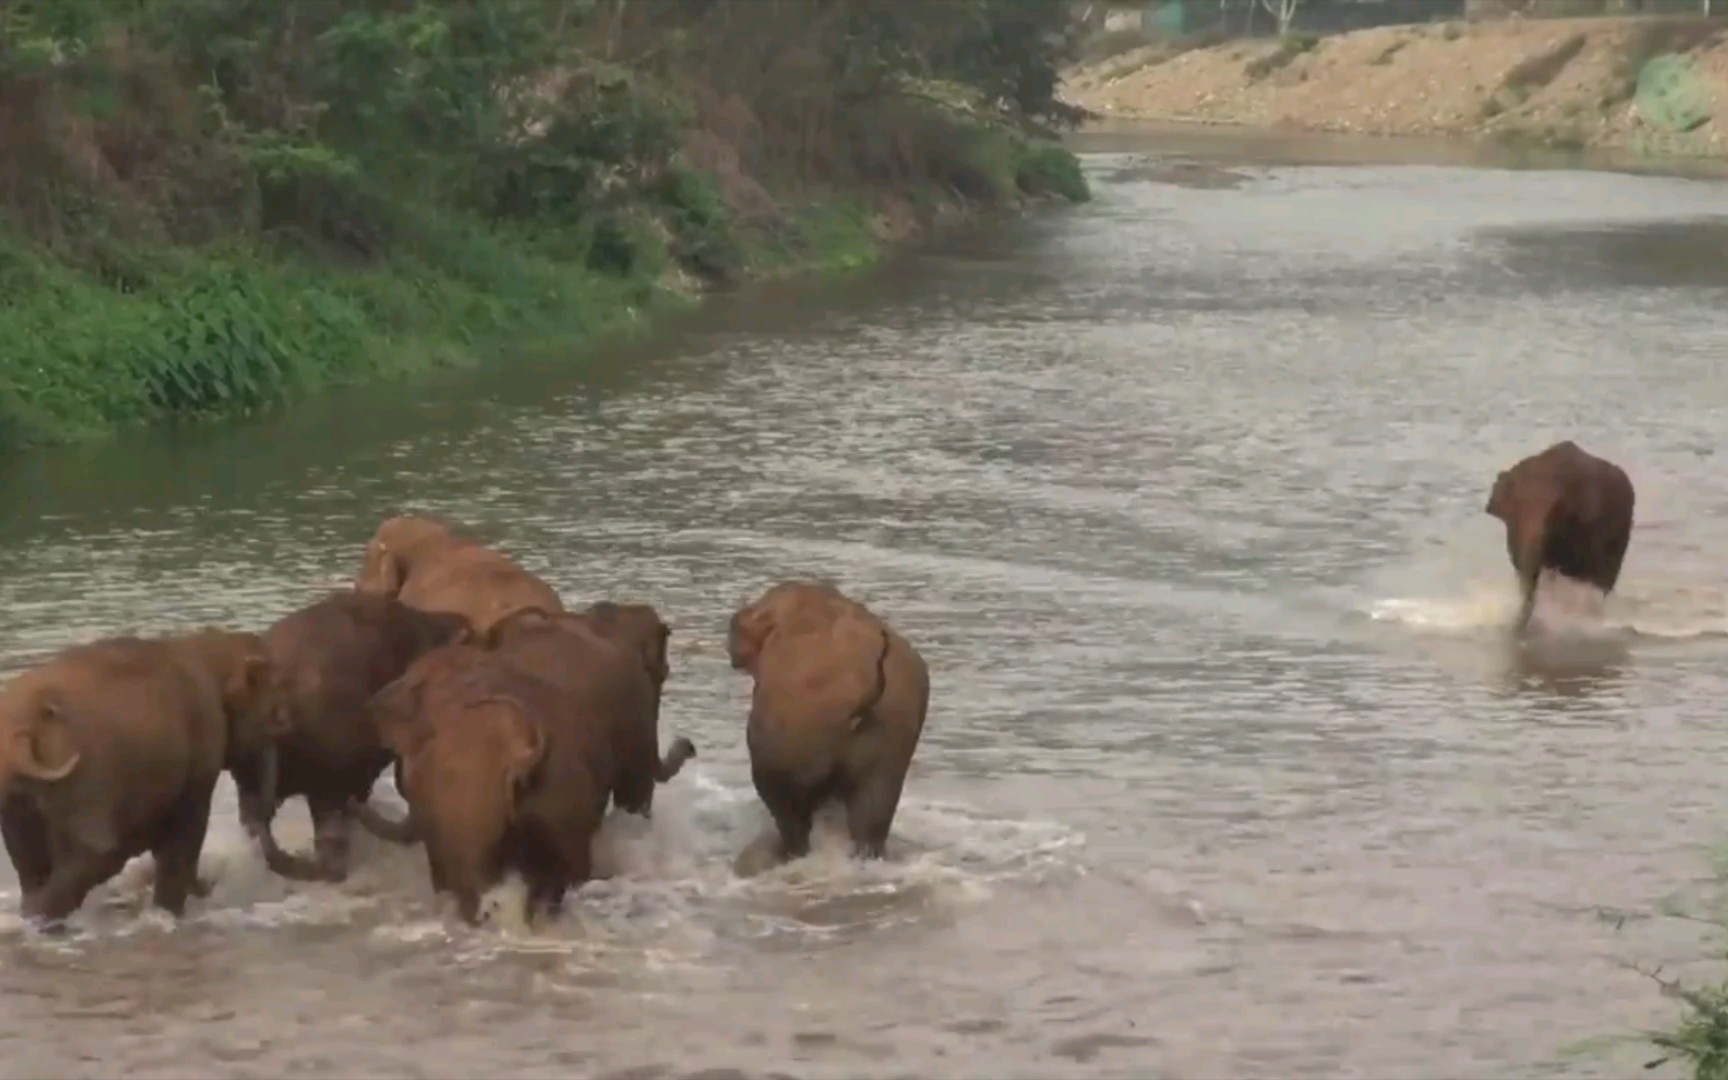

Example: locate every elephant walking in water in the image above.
[232,590,473,883]
[1485,440,1635,632]
[354,514,566,637]
[0,630,287,925]
[369,644,616,926]
[728,581,930,871]
[481,602,695,820]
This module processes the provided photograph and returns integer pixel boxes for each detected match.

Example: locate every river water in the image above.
[2,126,1728,1079]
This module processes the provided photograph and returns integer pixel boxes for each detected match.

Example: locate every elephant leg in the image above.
[844,769,908,861]
[752,766,816,863]
[2,797,54,900]
[150,785,217,917]
[1597,521,1633,595]
[25,846,131,927]
[306,795,354,884]
[612,767,654,819]
[524,873,566,922]
[237,785,276,841]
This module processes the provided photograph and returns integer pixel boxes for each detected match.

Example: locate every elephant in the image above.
[1485,440,1636,632]
[727,581,930,869]
[228,590,474,884]
[369,644,614,926]
[353,513,566,636]
[481,601,695,818]
[0,629,286,925]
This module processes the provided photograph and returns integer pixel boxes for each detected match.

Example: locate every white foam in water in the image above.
[0,764,1083,954]
[1368,570,1728,642]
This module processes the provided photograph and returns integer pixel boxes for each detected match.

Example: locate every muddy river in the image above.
[2,125,1727,1078]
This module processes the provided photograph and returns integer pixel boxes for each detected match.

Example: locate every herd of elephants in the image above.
[0,438,1626,931]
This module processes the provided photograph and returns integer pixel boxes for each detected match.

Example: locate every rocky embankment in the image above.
[1064,16,1728,157]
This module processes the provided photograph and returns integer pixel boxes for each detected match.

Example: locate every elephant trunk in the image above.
[656,737,696,782]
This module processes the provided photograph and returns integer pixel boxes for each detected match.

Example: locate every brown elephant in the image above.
[728,581,930,868]
[369,644,614,926]
[228,590,474,884]
[481,601,694,818]
[353,514,565,636]
[0,629,286,925]
[1485,440,1636,632]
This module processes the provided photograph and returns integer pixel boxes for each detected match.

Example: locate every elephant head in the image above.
[579,601,672,688]
[728,580,852,675]
[372,671,548,920]
[182,630,289,757]
[355,514,454,598]
[176,629,292,822]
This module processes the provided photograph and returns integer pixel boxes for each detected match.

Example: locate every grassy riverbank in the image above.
[0,1,1089,448]
[1063,14,1727,156]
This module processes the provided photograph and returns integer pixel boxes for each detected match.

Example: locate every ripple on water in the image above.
[2,143,1728,1077]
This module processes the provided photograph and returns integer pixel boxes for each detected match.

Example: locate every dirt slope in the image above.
[1063,17,1728,157]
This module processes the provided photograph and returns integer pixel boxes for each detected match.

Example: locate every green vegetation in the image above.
[1626,847,1728,1079]
[0,0,1090,447]
[1649,977,1728,1080]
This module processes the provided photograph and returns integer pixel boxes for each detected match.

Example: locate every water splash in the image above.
[1367,571,1728,642]
[0,765,1082,963]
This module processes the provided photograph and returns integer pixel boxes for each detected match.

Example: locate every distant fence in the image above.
[1103,0,1722,41]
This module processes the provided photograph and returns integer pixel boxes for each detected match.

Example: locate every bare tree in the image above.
[1259,0,1300,35]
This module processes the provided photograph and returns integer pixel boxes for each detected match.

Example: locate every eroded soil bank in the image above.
[1064,16,1728,158]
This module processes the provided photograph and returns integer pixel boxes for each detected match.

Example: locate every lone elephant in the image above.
[354,514,565,636]
[482,601,694,819]
[369,644,615,926]
[230,590,473,883]
[1485,440,1636,632]
[728,581,930,870]
[0,629,286,925]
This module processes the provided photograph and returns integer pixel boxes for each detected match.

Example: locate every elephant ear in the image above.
[227,649,274,712]
[591,602,671,686]
[1486,469,1516,518]
[195,631,283,736]
[370,670,432,759]
[728,600,777,673]
[357,537,405,597]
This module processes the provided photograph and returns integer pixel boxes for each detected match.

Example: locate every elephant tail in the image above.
[850,629,892,732]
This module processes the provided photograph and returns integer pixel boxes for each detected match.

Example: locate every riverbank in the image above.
[1063,15,1728,157]
[0,2,1087,449]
